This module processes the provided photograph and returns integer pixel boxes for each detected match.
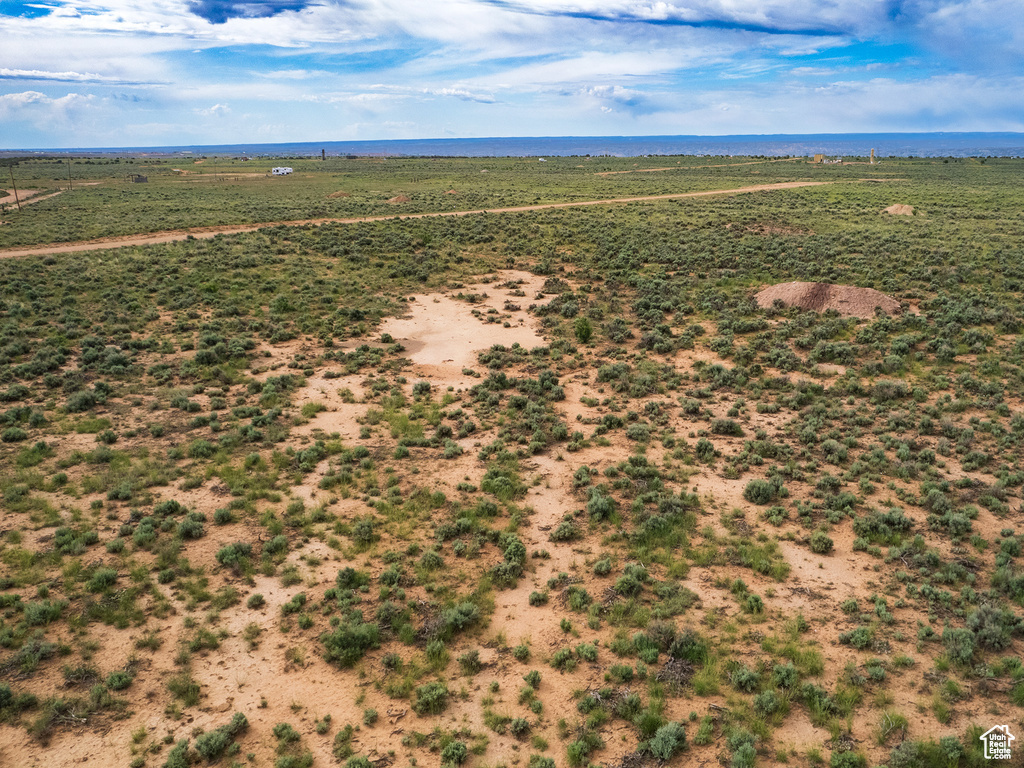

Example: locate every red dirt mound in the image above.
[387,195,411,203]
[328,190,351,198]
[755,281,901,319]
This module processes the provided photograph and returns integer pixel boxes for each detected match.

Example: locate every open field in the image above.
[0,153,1022,768]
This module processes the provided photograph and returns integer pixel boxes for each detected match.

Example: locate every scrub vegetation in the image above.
[0,152,1021,767]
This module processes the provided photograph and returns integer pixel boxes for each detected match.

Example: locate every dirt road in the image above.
[596,156,806,175]
[0,180,828,259]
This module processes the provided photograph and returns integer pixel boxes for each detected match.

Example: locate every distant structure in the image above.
[271,167,293,176]
[321,149,326,161]
[870,148,876,164]
[813,154,824,163]
[127,173,148,183]
[813,155,843,165]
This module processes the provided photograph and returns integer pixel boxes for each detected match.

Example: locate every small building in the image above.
[271,167,293,176]
[127,174,148,183]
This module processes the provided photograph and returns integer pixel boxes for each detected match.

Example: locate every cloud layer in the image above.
[1,0,1022,147]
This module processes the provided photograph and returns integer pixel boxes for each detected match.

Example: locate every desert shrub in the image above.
[586,489,615,520]
[549,519,581,542]
[106,670,134,690]
[810,531,834,554]
[754,690,779,715]
[215,542,252,568]
[336,568,370,590]
[195,712,249,762]
[1,427,28,443]
[321,616,380,667]
[941,626,975,665]
[772,663,799,689]
[743,479,777,505]
[85,567,118,593]
[668,629,709,665]
[441,740,468,765]
[412,682,449,715]
[829,752,867,768]
[695,438,715,461]
[177,514,205,540]
[711,419,743,437]
[458,650,482,675]
[730,664,759,692]
[647,721,686,759]
[213,508,234,525]
[839,626,873,650]
[967,604,1022,650]
[574,317,593,343]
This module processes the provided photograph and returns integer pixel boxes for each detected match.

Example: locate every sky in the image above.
[1,0,1023,148]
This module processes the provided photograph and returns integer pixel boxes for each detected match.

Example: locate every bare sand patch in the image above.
[327,190,351,198]
[377,270,547,389]
[884,203,915,215]
[755,281,902,319]
[386,195,411,203]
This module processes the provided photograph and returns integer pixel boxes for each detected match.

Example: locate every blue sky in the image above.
[1,0,1023,148]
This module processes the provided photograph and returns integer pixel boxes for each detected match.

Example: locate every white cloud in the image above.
[195,102,230,116]
[429,87,497,103]
[2,0,1024,145]
[0,89,95,132]
[0,67,153,83]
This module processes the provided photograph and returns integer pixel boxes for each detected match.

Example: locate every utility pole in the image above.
[67,158,73,191]
[8,166,21,212]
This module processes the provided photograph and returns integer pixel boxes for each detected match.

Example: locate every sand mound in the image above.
[755,281,901,319]
[884,204,914,215]
[327,190,351,198]
[446,189,458,194]
[387,195,411,203]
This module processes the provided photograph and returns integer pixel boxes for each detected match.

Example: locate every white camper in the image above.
[271,167,293,176]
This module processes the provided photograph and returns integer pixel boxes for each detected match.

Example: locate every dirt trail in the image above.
[0,188,63,207]
[0,180,830,259]
[596,156,806,175]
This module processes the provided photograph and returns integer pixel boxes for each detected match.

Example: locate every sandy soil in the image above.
[884,204,915,215]
[0,181,832,260]
[1,262,1015,767]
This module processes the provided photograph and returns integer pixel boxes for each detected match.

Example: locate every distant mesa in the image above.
[884,204,915,215]
[755,282,901,319]
[387,195,411,203]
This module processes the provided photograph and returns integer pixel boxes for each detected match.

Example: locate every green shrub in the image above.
[809,530,834,554]
[441,740,468,765]
[829,752,867,768]
[106,670,134,690]
[743,479,777,505]
[574,317,593,343]
[647,721,686,759]
[412,682,449,715]
[942,626,975,665]
[321,618,380,668]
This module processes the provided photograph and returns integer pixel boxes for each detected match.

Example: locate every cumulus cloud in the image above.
[578,84,659,116]
[0,89,94,131]
[2,0,1024,145]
